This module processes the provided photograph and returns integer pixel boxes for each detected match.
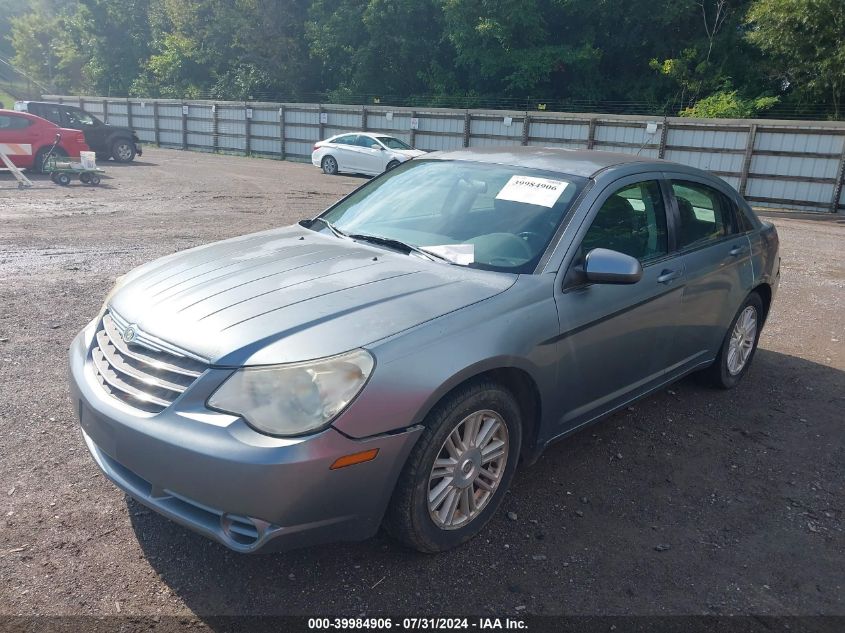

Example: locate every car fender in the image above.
[332,275,560,441]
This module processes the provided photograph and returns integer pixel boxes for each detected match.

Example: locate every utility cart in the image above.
[43,135,104,186]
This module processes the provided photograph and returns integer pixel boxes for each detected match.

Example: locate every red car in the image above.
[0,109,89,172]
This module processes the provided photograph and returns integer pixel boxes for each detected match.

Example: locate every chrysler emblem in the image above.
[122,325,138,344]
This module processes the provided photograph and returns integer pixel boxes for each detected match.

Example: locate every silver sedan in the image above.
[69,147,780,553]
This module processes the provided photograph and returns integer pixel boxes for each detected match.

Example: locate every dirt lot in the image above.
[0,149,843,621]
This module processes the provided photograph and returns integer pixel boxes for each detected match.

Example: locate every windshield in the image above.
[377,136,412,150]
[313,160,586,273]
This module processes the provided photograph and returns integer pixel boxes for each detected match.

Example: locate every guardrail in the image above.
[46,95,845,213]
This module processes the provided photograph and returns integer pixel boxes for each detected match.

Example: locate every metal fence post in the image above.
[279,105,286,161]
[244,102,251,156]
[658,118,669,159]
[587,118,597,149]
[409,110,417,148]
[126,98,133,130]
[318,104,325,140]
[521,113,530,146]
[463,111,471,147]
[79,96,85,113]
[739,124,757,196]
[102,99,109,124]
[831,141,845,213]
[152,101,160,147]
[212,103,219,153]
[361,106,368,132]
[181,101,188,150]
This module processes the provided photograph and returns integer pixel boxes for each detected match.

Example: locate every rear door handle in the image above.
[729,244,748,257]
[657,269,683,284]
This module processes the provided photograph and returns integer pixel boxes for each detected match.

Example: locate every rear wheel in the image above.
[55,172,71,186]
[384,380,522,552]
[111,138,136,162]
[321,155,338,175]
[34,146,66,174]
[700,292,764,389]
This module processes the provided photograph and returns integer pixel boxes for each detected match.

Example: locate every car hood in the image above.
[108,225,516,366]
[392,149,426,158]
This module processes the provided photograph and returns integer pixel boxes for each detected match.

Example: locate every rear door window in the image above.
[671,181,737,248]
[354,135,378,148]
[0,114,32,130]
[36,105,65,126]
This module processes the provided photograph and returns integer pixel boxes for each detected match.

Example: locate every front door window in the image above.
[581,180,668,263]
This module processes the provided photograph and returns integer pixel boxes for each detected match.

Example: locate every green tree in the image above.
[75,0,152,95]
[441,0,600,99]
[134,0,313,99]
[0,0,27,57]
[746,0,845,118]
[9,2,86,93]
[307,0,453,99]
[680,89,778,117]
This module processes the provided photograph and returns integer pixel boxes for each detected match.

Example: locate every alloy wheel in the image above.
[427,409,509,530]
[115,142,133,161]
[726,306,758,375]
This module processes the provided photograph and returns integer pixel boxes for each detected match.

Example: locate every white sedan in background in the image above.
[312,132,425,176]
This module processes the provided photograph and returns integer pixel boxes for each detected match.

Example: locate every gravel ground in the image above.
[0,149,843,619]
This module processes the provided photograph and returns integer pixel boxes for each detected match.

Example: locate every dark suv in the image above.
[14,101,142,163]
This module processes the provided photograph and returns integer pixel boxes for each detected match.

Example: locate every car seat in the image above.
[583,195,644,258]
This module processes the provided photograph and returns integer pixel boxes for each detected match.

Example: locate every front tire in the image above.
[700,292,764,389]
[386,159,401,171]
[111,138,136,162]
[321,155,339,175]
[384,380,522,553]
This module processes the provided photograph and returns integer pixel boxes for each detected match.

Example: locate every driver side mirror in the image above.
[371,143,383,150]
[584,248,642,284]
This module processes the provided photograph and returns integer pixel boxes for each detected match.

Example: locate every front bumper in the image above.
[68,326,422,553]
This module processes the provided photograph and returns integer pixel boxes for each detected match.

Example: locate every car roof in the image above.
[331,132,394,139]
[425,146,679,179]
[0,108,49,121]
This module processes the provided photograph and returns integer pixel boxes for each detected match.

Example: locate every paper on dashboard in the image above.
[420,244,474,265]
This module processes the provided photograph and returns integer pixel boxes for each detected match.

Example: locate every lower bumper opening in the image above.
[92,438,268,549]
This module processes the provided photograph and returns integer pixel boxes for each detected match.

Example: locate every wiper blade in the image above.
[348,233,451,263]
[308,217,348,239]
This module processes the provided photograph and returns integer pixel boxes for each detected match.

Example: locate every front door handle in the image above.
[729,244,748,257]
[657,269,683,284]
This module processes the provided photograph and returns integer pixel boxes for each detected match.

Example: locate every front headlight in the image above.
[207,349,374,437]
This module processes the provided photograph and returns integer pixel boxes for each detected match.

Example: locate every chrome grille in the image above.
[90,310,208,413]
